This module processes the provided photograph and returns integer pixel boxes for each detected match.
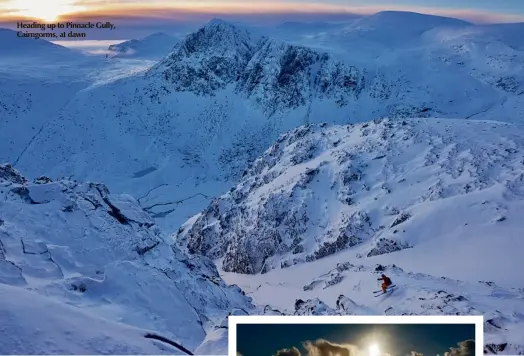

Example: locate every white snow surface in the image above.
[0,283,187,355]
[0,164,254,354]
[178,118,524,354]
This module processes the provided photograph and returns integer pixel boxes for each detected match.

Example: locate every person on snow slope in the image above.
[378,274,392,293]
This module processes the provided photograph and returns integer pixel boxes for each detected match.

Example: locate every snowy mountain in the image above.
[0,28,74,56]
[108,32,179,59]
[149,19,366,113]
[7,13,524,233]
[178,118,524,275]
[0,164,254,354]
[176,118,524,354]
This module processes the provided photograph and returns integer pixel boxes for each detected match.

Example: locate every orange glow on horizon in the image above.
[62,1,362,17]
[1,0,523,24]
[2,0,87,22]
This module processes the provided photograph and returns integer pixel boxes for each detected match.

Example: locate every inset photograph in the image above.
[230,316,482,356]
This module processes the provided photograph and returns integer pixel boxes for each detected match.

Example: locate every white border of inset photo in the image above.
[229,315,483,356]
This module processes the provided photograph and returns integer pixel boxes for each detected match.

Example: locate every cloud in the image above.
[303,339,360,356]
[0,8,17,15]
[3,0,524,24]
[444,340,475,356]
[275,347,301,356]
[410,352,424,356]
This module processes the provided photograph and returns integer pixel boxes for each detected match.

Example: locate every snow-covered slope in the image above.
[0,283,189,355]
[339,11,471,43]
[108,32,179,59]
[178,118,524,276]
[173,118,524,354]
[222,262,524,355]
[476,23,524,50]
[8,14,524,233]
[0,164,254,354]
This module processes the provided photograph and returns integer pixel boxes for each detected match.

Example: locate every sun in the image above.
[369,343,381,356]
[6,0,84,22]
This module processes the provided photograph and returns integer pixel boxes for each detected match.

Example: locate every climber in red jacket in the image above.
[378,274,392,293]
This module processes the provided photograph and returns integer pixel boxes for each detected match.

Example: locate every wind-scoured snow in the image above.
[0,164,254,354]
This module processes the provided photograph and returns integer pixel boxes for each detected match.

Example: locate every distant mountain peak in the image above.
[148,19,256,88]
[197,18,253,43]
[206,18,231,27]
[0,27,71,54]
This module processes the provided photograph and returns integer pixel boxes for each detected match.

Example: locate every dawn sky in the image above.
[1,0,524,24]
[236,323,476,356]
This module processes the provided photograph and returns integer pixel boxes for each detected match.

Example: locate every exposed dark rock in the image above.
[391,212,411,228]
[366,238,412,257]
[293,298,337,315]
[484,343,507,354]
[34,176,52,184]
[0,164,28,184]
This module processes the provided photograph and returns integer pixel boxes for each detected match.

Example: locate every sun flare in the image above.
[369,343,380,356]
[6,0,84,22]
